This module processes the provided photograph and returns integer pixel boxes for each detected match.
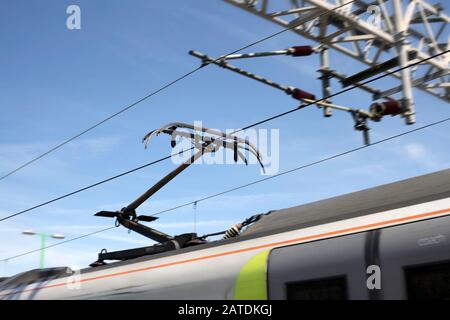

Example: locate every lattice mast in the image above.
[220,0,449,126]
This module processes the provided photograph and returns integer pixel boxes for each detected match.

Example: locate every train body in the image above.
[1,169,450,300]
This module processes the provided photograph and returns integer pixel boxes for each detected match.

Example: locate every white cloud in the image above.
[181,7,259,44]
[0,136,122,180]
[0,141,66,174]
[401,142,442,169]
[404,143,427,160]
[68,136,122,154]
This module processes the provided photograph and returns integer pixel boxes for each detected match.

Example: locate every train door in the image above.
[378,215,450,299]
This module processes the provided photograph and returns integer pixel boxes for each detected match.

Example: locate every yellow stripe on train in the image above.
[234,250,270,300]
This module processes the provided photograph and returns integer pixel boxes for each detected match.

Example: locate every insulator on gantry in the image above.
[370,101,402,121]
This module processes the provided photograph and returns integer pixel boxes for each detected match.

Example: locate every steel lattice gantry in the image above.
[223,0,449,124]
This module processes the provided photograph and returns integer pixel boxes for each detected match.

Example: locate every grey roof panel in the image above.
[243,168,450,237]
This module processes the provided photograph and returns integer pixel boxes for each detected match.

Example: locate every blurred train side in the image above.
[1,169,450,299]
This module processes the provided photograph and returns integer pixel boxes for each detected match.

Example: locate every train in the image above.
[1,168,450,299]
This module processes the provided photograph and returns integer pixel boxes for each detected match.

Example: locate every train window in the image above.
[286,276,348,300]
[405,261,450,300]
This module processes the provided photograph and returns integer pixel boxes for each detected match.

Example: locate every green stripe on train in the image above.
[234,250,270,300]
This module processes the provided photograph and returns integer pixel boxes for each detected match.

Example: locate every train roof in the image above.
[242,168,450,238]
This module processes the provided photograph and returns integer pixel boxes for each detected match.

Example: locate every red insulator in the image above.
[289,46,314,57]
[381,101,401,115]
[370,100,401,120]
[291,88,316,101]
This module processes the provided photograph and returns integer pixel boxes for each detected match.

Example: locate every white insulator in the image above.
[223,224,243,240]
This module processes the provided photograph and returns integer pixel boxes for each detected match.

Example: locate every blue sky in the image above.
[0,0,449,276]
